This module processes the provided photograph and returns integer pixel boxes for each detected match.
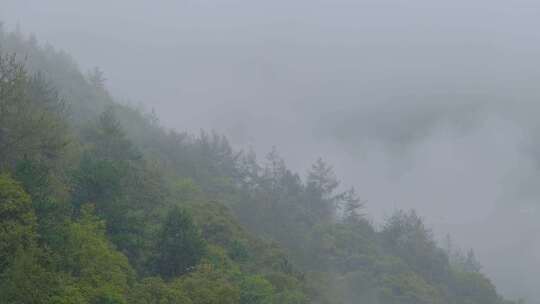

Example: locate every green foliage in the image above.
[13,159,71,249]
[128,277,191,304]
[228,239,250,262]
[0,174,36,272]
[0,246,61,303]
[239,275,275,304]
[378,272,444,304]
[444,236,483,274]
[183,200,245,249]
[0,53,69,171]
[305,158,340,223]
[72,154,124,211]
[381,210,450,284]
[155,206,207,278]
[83,107,140,162]
[61,205,134,303]
[73,109,165,266]
[450,269,499,304]
[0,177,83,304]
[303,272,345,304]
[175,270,240,304]
[171,178,202,202]
[0,27,522,304]
[13,158,50,200]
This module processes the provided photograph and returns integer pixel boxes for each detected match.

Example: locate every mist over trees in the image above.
[0,24,527,304]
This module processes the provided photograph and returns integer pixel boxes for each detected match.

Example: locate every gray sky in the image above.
[3,0,540,301]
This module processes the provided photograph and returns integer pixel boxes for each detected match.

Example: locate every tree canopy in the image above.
[0,25,525,304]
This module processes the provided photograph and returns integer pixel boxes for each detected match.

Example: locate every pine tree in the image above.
[156,207,206,278]
[342,187,364,224]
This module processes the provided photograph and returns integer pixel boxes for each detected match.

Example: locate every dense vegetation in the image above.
[0,25,524,304]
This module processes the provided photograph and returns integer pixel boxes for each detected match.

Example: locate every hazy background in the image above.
[2,0,540,301]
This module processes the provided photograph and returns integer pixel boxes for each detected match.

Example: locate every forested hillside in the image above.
[0,26,523,304]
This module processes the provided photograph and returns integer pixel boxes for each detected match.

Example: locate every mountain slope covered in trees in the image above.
[0,26,524,304]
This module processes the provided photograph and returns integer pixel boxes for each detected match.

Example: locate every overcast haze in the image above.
[3,0,540,301]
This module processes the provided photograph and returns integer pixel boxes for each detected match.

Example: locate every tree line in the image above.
[0,25,525,304]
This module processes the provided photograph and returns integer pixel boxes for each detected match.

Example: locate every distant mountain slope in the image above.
[0,25,524,304]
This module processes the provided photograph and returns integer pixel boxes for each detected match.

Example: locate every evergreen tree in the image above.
[156,207,206,278]
[464,249,482,273]
[305,158,340,223]
[342,187,364,224]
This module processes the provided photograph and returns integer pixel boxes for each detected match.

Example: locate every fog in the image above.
[3,0,540,301]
